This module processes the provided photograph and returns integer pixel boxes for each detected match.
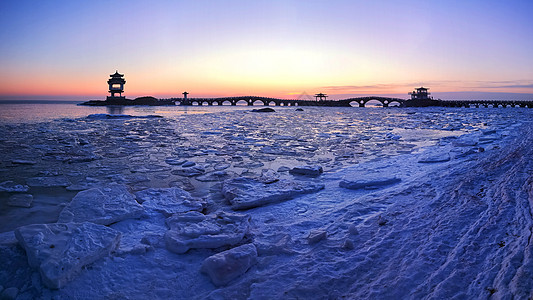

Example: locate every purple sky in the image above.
[1,0,532,100]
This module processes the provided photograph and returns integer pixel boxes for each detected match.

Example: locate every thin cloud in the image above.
[491,84,533,89]
[322,80,533,93]
[320,82,446,93]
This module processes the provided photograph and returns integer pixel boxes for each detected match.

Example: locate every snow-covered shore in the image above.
[0,107,532,299]
[205,121,533,299]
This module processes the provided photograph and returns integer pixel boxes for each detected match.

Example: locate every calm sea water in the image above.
[0,102,256,124]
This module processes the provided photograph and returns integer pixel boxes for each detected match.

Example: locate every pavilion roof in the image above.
[110,70,124,78]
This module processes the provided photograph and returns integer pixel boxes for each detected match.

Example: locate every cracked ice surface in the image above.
[14,222,121,289]
[1,106,533,299]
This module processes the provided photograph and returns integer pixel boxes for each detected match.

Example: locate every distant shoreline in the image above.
[0,100,84,105]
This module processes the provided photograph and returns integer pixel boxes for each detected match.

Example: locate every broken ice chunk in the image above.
[164,158,186,166]
[214,163,231,171]
[171,167,205,177]
[165,211,250,254]
[258,169,279,184]
[222,177,325,210]
[26,176,71,187]
[289,165,323,177]
[58,183,144,225]
[342,239,354,250]
[307,230,327,244]
[0,181,29,192]
[201,243,257,286]
[339,177,401,190]
[135,187,205,217]
[181,161,196,168]
[452,138,477,147]
[277,166,291,172]
[14,222,121,289]
[196,171,235,182]
[418,153,451,163]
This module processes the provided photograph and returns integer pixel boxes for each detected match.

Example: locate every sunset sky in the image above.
[1,0,532,100]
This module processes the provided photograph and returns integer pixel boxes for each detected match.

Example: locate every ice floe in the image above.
[135,187,205,216]
[165,211,250,254]
[26,176,71,187]
[418,153,451,163]
[289,165,324,176]
[0,181,29,192]
[307,229,327,244]
[339,176,401,190]
[222,177,325,210]
[14,222,121,289]
[58,183,144,225]
[86,114,163,119]
[201,243,257,286]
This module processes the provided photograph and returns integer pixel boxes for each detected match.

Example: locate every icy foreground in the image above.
[0,107,532,299]
[14,222,120,289]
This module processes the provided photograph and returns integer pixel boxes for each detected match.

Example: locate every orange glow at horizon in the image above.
[1,1,532,100]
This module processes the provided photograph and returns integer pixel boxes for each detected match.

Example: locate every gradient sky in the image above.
[1,0,532,100]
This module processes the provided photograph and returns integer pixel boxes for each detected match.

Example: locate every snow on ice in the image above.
[58,183,144,225]
[165,211,250,254]
[222,177,325,210]
[339,176,401,190]
[14,222,120,289]
[135,187,205,217]
[201,243,258,286]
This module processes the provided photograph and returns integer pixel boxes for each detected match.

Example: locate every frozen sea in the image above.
[0,102,532,299]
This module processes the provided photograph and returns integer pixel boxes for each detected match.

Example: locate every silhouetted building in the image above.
[405,87,439,107]
[183,91,189,100]
[315,93,328,101]
[409,87,431,100]
[107,71,126,100]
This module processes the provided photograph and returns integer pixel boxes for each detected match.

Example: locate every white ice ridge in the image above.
[14,222,121,289]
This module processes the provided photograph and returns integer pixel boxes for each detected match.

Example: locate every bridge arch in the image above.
[235,99,249,106]
[251,99,267,106]
[347,100,363,107]
[387,100,403,107]
[364,99,385,107]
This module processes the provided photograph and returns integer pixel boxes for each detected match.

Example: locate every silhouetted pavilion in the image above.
[107,71,126,99]
[409,87,431,100]
[315,93,328,101]
[183,91,189,99]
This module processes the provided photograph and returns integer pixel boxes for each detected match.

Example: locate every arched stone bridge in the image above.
[337,97,406,107]
[439,100,533,108]
[160,96,532,108]
[164,96,407,107]
[176,96,299,106]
